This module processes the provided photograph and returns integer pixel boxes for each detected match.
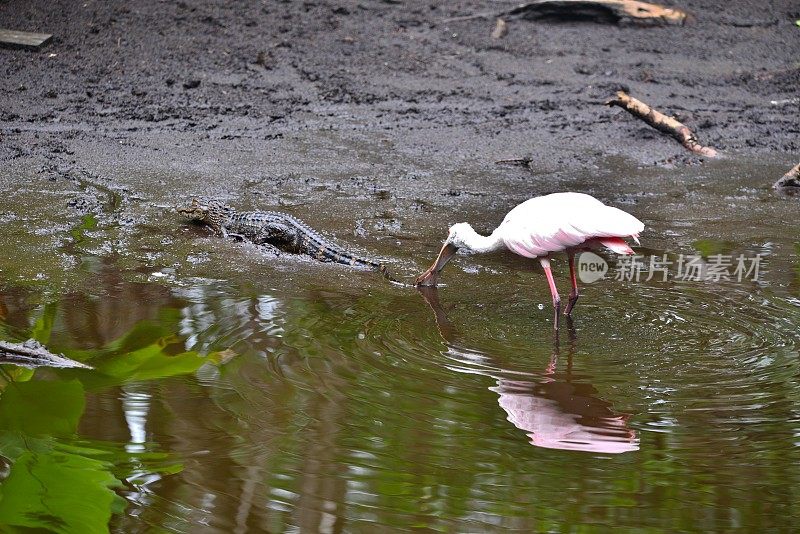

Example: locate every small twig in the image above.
[770,97,799,106]
[491,18,508,39]
[495,157,532,167]
[605,91,718,157]
[774,162,800,190]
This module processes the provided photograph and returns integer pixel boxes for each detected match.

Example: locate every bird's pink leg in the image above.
[564,250,580,316]
[539,257,561,329]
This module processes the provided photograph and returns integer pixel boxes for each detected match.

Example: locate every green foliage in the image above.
[69,213,98,245]
[30,302,58,345]
[95,344,206,382]
[0,332,189,532]
[0,380,84,437]
[0,380,121,533]
[0,449,122,534]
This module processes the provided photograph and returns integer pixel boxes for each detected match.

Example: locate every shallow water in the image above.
[1,156,799,531]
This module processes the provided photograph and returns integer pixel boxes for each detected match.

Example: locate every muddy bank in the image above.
[0,0,798,287]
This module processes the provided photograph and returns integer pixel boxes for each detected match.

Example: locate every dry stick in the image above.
[495,157,532,167]
[0,28,52,50]
[605,91,719,157]
[0,339,92,369]
[443,0,688,26]
[491,18,508,39]
[505,0,688,25]
[774,162,800,189]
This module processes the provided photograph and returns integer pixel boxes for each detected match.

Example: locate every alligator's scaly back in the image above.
[178,197,400,282]
[230,210,399,281]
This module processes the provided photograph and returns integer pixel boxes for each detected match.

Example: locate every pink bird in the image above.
[415,192,644,325]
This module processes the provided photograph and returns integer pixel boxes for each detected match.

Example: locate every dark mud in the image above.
[0,0,798,285]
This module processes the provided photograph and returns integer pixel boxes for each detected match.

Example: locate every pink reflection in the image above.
[418,286,639,454]
[492,376,639,454]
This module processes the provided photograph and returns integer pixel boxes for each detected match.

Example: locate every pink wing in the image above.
[595,237,635,255]
[496,193,644,258]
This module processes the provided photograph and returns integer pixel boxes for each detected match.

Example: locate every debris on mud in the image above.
[774,162,800,191]
[606,91,719,157]
[505,0,688,26]
[446,0,688,26]
[0,28,52,49]
[491,18,508,39]
[495,158,534,168]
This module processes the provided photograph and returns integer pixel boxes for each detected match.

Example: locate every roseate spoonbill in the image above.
[415,192,643,324]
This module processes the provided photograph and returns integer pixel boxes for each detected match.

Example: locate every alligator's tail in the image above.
[310,237,406,286]
[347,256,406,286]
[375,263,406,286]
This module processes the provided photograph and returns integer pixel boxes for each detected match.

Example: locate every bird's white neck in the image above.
[455,225,506,254]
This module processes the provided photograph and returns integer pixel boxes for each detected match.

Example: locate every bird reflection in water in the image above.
[417,286,639,454]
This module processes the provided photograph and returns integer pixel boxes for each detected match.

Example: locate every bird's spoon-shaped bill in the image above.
[415,243,459,286]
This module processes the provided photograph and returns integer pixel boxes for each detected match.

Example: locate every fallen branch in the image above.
[442,0,688,26]
[605,91,718,157]
[774,162,800,190]
[505,0,688,26]
[0,28,52,50]
[0,339,92,369]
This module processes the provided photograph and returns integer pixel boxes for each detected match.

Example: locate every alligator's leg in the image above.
[254,223,295,250]
[209,222,228,239]
[259,242,283,257]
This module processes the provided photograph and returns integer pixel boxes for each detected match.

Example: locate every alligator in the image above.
[178,197,399,281]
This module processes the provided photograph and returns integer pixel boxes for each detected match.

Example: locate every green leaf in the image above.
[0,367,34,383]
[69,213,98,245]
[0,431,29,461]
[95,344,207,382]
[0,380,85,437]
[58,314,183,365]
[0,450,121,534]
[30,302,59,345]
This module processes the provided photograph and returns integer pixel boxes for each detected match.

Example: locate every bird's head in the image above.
[415,223,474,287]
[444,222,476,249]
